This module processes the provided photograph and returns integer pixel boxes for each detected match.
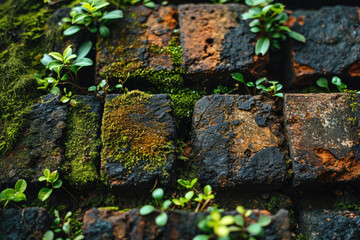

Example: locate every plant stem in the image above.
[199,198,211,212]
[58,81,88,94]
[62,186,79,204]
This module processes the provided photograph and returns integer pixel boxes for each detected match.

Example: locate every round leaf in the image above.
[204,185,212,196]
[155,212,168,227]
[247,223,262,236]
[220,216,235,225]
[62,222,70,234]
[185,191,194,200]
[64,25,82,36]
[255,37,270,56]
[316,78,328,89]
[53,179,62,189]
[1,189,16,200]
[258,215,271,227]
[38,188,53,201]
[99,25,110,37]
[15,179,27,193]
[152,188,164,200]
[43,230,54,240]
[193,235,209,240]
[139,205,155,215]
[236,206,245,214]
[77,41,93,59]
[215,225,230,237]
[50,86,61,95]
[14,192,26,202]
[162,200,172,210]
[101,10,123,20]
[331,76,342,86]
[41,54,53,66]
[43,169,50,177]
[172,199,183,206]
[234,215,244,226]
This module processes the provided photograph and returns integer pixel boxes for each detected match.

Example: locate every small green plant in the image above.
[38,169,63,202]
[62,0,123,37]
[88,77,127,98]
[0,179,27,208]
[177,178,198,189]
[242,0,305,56]
[232,73,283,98]
[43,210,84,240]
[139,188,172,227]
[209,0,240,4]
[316,76,348,93]
[36,42,93,104]
[194,206,272,240]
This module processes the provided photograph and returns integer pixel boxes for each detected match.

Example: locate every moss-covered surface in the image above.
[63,99,101,190]
[101,91,174,171]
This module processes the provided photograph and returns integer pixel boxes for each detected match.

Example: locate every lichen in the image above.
[101,91,174,171]
[63,100,101,189]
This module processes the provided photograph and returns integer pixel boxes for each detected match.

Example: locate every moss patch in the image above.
[63,100,101,190]
[101,91,174,171]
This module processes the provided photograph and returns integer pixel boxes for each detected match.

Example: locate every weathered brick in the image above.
[284,93,360,186]
[96,5,183,92]
[101,92,176,193]
[285,6,360,87]
[0,94,67,187]
[179,4,268,83]
[192,95,286,190]
[299,210,360,239]
[82,208,290,240]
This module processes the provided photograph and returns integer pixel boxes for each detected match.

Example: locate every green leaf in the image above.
[53,179,62,189]
[250,27,261,33]
[276,83,283,91]
[88,86,97,91]
[39,176,47,181]
[62,17,71,23]
[144,1,156,8]
[172,198,183,206]
[190,178,198,188]
[74,58,93,67]
[236,206,245,214]
[15,179,27,193]
[47,61,63,71]
[331,76,342,86]
[185,191,194,200]
[64,25,82,36]
[247,82,255,87]
[49,171,59,183]
[258,215,271,227]
[42,230,54,240]
[220,216,234,225]
[216,225,230,237]
[62,222,70,234]
[93,2,109,11]
[275,93,284,98]
[14,192,26,202]
[162,200,172,210]
[152,188,164,200]
[41,54,53,66]
[288,31,306,43]
[255,37,270,56]
[247,223,263,236]
[249,19,260,27]
[234,214,244,226]
[193,235,209,240]
[101,10,123,20]
[316,78,328,89]
[50,86,61,95]
[43,169,50,177]
[90,27,98,33]
[115,84,123,88]
[245,209,252,217]
[38,188,53,201]
[77,41,93,59]
[204,185,212,195]
[61,96,70,103]
[72,13,88,23]
[139,205,155,215]
[177,179,189,187]
[1,189,16,200]
[62,45,72,61]
[74,235,85,240]
[99,25,110,37]
[48,52,63,62]
[231,73,244,83]
[155,212,168,226]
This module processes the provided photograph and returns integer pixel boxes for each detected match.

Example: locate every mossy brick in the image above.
[96,5,183,92]
[191,95,286,190]
[285,6,360,87]
[0,94,67,187]
[178,4,268,84]
[0,208,53,239]
[63,96,101,190]
[284,93,360,187]
[101,91,177,194]
[299,210,360,239]
[82,208,290,239]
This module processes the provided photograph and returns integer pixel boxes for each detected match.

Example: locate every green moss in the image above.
[101,91,174,171]
[63,100,101,189]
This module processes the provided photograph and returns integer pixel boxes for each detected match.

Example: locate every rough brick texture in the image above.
[179,4,268,82]
[286,6,360,87]
[284,93,360,186]
[0,94,67,187]
[192,94,286,189]
[82,208,291,240]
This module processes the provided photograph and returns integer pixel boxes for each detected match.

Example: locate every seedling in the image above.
[0,179,27,208]
[242,0,306,56]
[62,0,123,38]
[38,169,63,201]
[177,178,198,189]
[316,76,348,93]
[139,188,172,227]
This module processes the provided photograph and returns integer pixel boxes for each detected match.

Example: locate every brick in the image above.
[192,95,286,190]
[284,93,360,186]
[82,208,290,240]
[179,4,268,82]
[285,6,360,87]
[101,91,176,193]
[299,210,360,239]
[96,5,183,92]
[0,94,67,187]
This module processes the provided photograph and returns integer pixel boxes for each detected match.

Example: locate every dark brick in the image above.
[0,208,53,240]
[82,208,291,240]
[179,4,268,83]
[101,92,176,194]
[285,6,360,87]
[0,94,67,187]
[284,93,360,186]
[299,210,360,240]
[192,95,286,190]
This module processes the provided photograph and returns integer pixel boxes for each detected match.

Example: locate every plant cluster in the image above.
[232,73,283,98]
[62,0,123,37]
[316,76,348,93]
[0,179,27,208]
[194,206,272,240]
[36,42,93,104]
[38,169,63,202]
[242,0,305,55]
